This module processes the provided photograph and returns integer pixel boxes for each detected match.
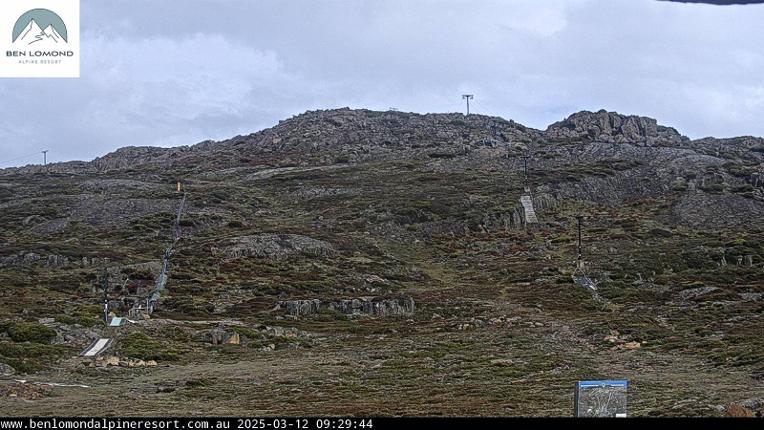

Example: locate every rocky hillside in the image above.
[0,108,763,416]
[5,108,762,228]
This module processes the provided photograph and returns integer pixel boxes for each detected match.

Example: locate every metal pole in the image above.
[42,150,48,166]
[576,216,583,261]
[101,270,109,322]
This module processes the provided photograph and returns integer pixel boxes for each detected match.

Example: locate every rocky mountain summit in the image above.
[3,108,760,174]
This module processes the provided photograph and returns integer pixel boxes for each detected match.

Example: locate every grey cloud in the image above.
[1,0,764,167]
[660,1,764,4]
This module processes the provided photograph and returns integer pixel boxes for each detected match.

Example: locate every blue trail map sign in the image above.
[575,380,628,417]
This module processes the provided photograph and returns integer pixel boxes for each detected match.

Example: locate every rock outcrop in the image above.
[329,296,416,317]
[0,252,111,269]
[276,299,322,317]
[212,234,335,260]
[546,110,687,145]
[275,296,415,318]
[0,252,42,268]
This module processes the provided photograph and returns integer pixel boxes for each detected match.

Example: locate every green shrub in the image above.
[232,326,263,341]
[71,304,103,327]
[7,322,57,344]
[700,183,724,193]
[0,341,70,374]
[54,314,78,325]
[733,184,754,193]
[185,378,214,388]
[117,332,180,361]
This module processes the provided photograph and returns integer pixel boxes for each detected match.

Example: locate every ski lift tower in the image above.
[462,94,474,115]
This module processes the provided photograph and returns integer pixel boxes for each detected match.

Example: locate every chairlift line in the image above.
[518,152,538,225]
[572,215,600,294]
[577,215,583,261]
[138,188,189,317]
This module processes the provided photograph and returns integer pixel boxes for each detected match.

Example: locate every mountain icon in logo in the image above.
[12,8,68,45]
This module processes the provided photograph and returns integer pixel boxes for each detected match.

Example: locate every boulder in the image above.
[264,326,306,338]
[100,356,120,367]
[200,327,239,345]
[726,404,754,417]
[0,362,15,377]
[224,332,241,345]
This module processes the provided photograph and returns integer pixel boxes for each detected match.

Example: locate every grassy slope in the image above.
[0,152,762,416]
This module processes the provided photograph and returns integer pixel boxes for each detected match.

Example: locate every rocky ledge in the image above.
[275,296,415,318]
[211,234,335,260]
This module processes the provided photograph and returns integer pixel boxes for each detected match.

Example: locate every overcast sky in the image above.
[1,0,763,167]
